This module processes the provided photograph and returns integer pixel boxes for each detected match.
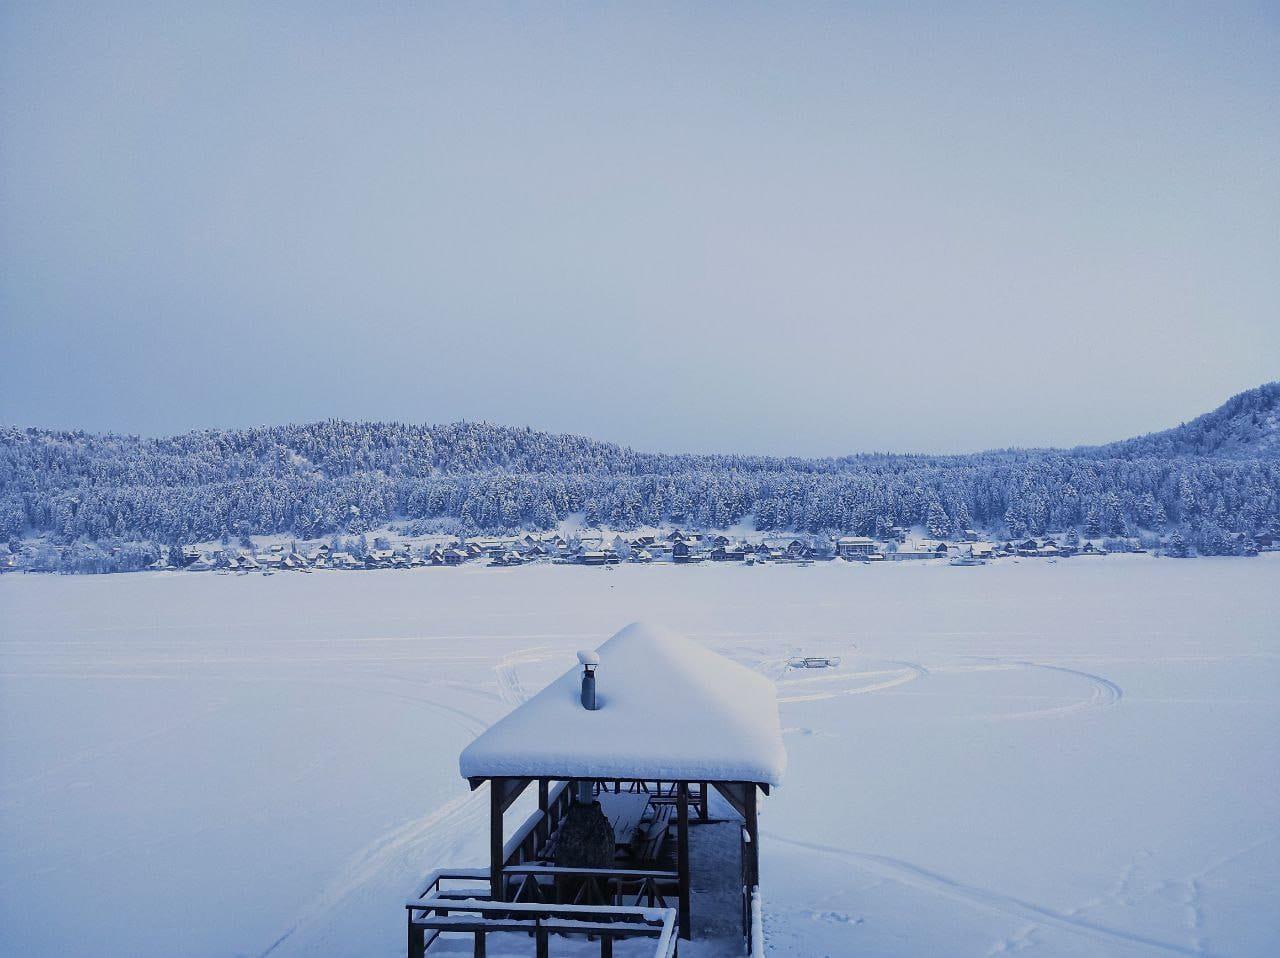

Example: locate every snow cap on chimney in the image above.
[578,649,600,710]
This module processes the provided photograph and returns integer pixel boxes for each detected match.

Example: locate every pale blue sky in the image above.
[2,2,1276,455]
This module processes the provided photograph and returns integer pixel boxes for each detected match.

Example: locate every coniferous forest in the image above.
[3,383,1277,569]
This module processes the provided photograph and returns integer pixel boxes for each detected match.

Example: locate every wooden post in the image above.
[698,781,708,821]
[677,781,691,939]
[408,919,424,958]
[474,930,486,957]
[490,779,504,902]
[744,784,759,888]
[536,778,550,846]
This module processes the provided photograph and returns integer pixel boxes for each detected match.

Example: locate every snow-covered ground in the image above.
[2,556,1277,957]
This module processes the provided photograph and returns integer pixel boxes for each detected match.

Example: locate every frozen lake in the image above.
[2,557,1278,957]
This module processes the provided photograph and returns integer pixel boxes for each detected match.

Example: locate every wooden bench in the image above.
[633,804,675,863]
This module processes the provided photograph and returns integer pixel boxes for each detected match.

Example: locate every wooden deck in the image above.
[409,780,762,957]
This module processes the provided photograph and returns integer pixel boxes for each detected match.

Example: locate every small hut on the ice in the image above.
[405,622,786,957]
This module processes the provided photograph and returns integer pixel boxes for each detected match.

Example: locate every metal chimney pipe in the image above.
[577,650,600,710]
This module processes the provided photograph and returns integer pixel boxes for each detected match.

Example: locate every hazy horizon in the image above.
[2,3,1277,456]
[6,377,1277,461]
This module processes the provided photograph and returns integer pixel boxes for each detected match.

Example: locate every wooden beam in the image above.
[536,779,550,845]
[744,783,760,888]
[677,781,691,940]
[711,781,750,821]
[490,782,504,902]
[494,777,531,815]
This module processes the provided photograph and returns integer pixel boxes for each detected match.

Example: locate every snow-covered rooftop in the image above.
[459,622,787,786]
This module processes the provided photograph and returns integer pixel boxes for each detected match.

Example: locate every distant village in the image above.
[114,526,1276,575]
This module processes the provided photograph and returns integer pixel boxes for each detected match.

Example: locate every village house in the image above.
[835,535,878,558]
[1015,539,1041,557]
[783,539,811,560]
[578,549,621,566]
[672,540,703,564]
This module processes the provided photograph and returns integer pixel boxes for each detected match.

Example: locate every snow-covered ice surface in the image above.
[2,556,1278,957]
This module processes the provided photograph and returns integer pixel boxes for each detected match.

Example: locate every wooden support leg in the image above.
[474,930,486,958]
[698,781,708,821]
[677,781,691,940]
[408,921,424,958]
[490,781,504,902]
[537,779,549,846]
[601,933,613,958]
[536,926,549,958]
[745,785,759,888]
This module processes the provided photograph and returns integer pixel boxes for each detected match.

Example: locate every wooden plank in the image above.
[504,864,676,879]
[677,781,690,940]
[408,897,673,918]
[413,918,664,936]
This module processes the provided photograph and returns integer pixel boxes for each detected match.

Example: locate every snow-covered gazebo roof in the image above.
[459,622,787,786]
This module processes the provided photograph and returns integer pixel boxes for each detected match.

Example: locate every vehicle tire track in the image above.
[975,659,1122,721]
[778,660,928,704]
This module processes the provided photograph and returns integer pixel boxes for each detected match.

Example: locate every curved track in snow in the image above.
[776,653,1123,720]
[777,660,929,704]
[989,660,1124,721]
[765,832,1220,957]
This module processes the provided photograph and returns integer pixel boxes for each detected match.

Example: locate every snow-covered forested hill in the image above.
[2,383,1278,549]
[1082,381,1280,460]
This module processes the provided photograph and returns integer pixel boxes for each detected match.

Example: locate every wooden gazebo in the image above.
[406,622,786,957]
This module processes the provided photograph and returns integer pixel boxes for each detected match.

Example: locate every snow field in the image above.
[1,555,1277,956]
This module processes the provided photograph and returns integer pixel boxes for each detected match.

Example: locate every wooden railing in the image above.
[505,863,678,910]
[406,895,678,958]
[503,781,570,872]
[408,780,698,956]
